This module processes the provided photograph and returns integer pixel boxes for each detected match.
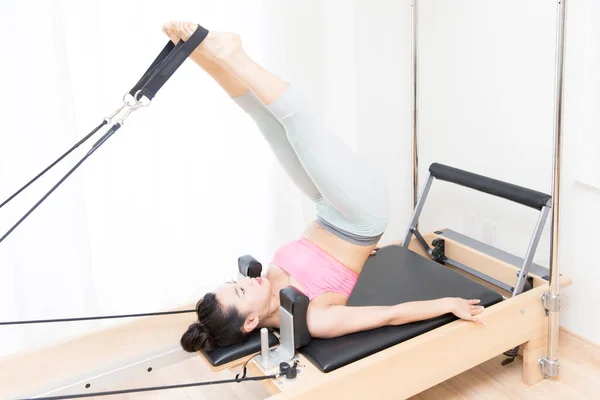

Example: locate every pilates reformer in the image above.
[196,163,572,399]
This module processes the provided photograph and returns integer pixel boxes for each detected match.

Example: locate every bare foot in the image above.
[162,21,182,45]
[172,21,242,63]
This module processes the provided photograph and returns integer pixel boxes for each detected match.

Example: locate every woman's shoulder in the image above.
[266,263,288,280]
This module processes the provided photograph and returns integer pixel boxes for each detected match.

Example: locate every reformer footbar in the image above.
[403,163,552,366]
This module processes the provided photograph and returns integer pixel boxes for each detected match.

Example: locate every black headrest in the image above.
[238,255,262,278]
[280,286,311,348]
[237,256,311,349]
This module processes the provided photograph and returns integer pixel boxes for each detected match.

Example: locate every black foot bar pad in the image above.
[429,163,551,210]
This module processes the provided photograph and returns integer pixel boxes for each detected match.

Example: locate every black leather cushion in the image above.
[429,163,551,210]
[299,245,504,373]
[201,329,279,367]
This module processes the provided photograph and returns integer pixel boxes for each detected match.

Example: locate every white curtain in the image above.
[0,0,309,358]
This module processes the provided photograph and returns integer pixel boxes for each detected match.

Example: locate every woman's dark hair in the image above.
[180,292,249,353]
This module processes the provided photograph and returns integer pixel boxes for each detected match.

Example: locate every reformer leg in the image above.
[522,332,548,385]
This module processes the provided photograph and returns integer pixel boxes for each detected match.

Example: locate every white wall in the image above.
[355,0,414,243]
[417,0,556,265]
[416,0,600,344]
[558,0,600,342]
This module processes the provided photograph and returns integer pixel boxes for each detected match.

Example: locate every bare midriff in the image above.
[301,221,377,276]
[265,221,379,311]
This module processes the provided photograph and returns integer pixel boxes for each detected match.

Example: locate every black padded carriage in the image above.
[201,244,503,371]
[299,244,503,372]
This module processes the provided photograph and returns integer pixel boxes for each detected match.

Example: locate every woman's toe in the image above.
[175,21,192,41]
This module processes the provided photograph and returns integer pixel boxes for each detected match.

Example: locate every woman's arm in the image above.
[307,298,485,339]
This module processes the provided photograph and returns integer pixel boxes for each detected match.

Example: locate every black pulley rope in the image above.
[19,354,277,400]
[18,375,278,400]
[0,120,108,210]
[0,123,122,244]
[0,308,196,326]
[3,310,286,398]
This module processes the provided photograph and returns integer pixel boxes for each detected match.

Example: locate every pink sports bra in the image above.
[270,237,359,301]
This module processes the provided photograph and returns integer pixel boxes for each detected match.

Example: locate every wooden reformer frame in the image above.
[213,232,572,399]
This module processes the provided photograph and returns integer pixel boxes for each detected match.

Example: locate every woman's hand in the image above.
[447,298,486,325]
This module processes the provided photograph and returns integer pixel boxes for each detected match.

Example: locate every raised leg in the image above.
[165,22,321,200]
[192,27,388,232]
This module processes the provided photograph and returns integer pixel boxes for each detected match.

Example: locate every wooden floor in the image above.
[92,329,600,400]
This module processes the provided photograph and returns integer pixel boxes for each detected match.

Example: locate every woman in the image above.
[162,22,486,353]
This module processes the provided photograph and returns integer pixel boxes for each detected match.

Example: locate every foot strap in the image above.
[129,23,209,101]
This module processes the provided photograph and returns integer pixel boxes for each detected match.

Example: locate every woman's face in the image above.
[215,276,273,332]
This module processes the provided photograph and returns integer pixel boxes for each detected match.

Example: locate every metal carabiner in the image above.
[115,102,142,126]
[133,89,153,108]
[104,103,128,125]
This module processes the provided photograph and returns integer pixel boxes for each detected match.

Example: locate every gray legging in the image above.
[233,85,389,245]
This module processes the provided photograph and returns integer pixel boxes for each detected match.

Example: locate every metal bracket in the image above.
[256,308,296,370]
[431,238,447,264]
[512,270,533,295]
[540,292,562,316]
[411,227,433,256]
[538,357,560,378]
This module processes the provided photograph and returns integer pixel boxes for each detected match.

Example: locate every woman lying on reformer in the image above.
[162,21,486,353]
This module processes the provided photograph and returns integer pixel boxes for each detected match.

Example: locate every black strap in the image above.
[128,41,178,98]
[129,24,209,101]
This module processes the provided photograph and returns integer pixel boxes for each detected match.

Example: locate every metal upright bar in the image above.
[539,0,567,378]
[513,205,551,296]
[402,173,434,247]
[411,0,419,212]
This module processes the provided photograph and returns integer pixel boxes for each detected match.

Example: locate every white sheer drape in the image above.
[0,0,308,358]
